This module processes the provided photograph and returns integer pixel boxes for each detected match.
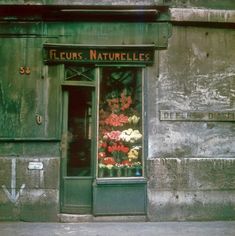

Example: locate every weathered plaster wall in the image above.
[0,0,235,10]
[147,24,235,221]
[149,26,235,158]
[168,0,235,9]
[0,0,162,6]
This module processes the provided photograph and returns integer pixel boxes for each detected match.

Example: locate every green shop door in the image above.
[61,84,96,214]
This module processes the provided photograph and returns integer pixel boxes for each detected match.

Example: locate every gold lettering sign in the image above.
[43,44,154,65]
[160,110,235,122]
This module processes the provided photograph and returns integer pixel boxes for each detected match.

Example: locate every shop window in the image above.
[98,67,143,178]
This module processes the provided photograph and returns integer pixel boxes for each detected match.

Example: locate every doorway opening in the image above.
[67,87,92,177]
[61,84,95,214]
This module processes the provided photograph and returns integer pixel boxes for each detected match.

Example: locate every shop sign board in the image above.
[43,44,154,65]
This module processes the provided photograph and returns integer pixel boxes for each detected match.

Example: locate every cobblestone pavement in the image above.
[0,221,235,236]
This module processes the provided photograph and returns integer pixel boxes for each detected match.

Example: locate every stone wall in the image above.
[0,0,235,9]
[0,156,59,221]
[147,17,235,221]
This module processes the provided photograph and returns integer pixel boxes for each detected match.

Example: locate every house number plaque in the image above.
[19,66,31,75]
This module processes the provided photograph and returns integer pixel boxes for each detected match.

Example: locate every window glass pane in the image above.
[98,67,143,178]
[65,66,95,82]
[67,86,93,176]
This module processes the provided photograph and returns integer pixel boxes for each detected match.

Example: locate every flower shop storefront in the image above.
[44,44,154,216]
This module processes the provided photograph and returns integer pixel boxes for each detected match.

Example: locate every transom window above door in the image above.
[65,66,96,82]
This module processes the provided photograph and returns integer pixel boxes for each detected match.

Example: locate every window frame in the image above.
[96,65,147,180]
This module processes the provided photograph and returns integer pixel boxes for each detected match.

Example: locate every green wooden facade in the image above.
[0,4,171,221]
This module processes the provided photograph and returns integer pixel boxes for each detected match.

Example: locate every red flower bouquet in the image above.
[102,157,116,165]
[105,113,129,127]
[120,94,132,111]
[107,144,129,153]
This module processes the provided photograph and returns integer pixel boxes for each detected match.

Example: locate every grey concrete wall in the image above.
[0,157,59,221]
[0,0,235,10]
[147,24,235,221]
[0,0,162,5]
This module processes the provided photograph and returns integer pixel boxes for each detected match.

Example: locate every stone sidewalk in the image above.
[0,221,235,236]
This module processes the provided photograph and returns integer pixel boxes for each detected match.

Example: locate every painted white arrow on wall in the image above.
[2,158,25,204]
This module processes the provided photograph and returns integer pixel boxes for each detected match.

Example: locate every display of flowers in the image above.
[105,113,129,127]
[103,130,122,141]
[120,92,132,111]
[106,89,132,113]
[102,157,116,166]
[120,128,142,143]
[98,71,143,178]
[128,115,140,125]
[127,147,139,161]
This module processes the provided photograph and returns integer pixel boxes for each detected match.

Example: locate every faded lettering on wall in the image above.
[160,110,235,122]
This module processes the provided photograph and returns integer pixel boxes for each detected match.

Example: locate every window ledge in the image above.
[95,177,147,185]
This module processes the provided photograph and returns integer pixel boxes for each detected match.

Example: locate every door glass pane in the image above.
[67,87,93,176]
[98,67,143,178]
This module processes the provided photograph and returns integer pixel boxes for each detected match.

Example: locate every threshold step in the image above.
[58,214,93,223]
[58,214,147,222]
